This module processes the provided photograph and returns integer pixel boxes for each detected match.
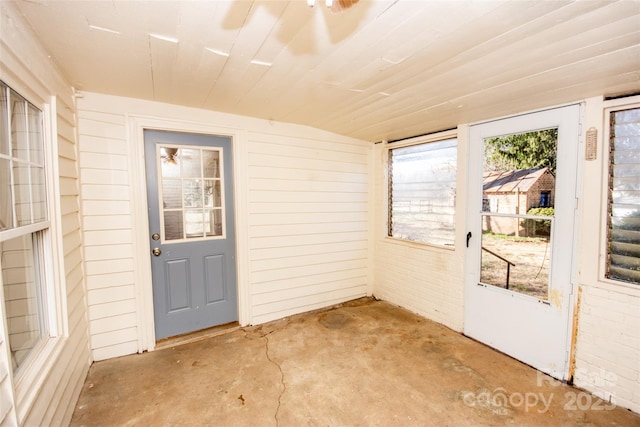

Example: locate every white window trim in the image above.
[598,95,640,290]
[384,128,458,251]
[1,96,69,423]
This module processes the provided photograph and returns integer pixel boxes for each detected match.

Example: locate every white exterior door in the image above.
[464,105,580,380]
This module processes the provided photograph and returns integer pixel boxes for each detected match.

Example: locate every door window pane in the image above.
[181,149,201,178]
[162,179,181,209]
[205,209,223,237]
[160,147,180,178]
[203,150,220,178]
[185,209,204,238]
[158,145,224,242]
[480,215,551,299]
[204,180,221,208]
[164,211,184,240]
[183,179,202,208]
[480,129,558,300]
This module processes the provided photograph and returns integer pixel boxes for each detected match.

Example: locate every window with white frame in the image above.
[606,106,640,285]
[388,137,457,246]
[0,80,49,375]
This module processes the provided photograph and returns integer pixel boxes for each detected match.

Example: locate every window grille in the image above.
[606,107,640,284]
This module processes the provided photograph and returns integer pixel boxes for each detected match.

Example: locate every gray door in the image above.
[144,129,237,340]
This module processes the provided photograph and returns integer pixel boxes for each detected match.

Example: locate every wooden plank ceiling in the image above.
[12,0,640,142]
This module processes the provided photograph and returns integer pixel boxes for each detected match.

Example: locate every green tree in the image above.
[484,128,558,173]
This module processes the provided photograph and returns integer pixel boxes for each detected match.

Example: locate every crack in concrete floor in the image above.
[70,298,640,426]
[262,332,286,427]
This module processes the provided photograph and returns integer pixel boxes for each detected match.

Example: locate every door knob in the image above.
[152,248,162,256]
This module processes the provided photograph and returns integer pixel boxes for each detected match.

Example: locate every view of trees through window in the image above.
[480,129,558,300]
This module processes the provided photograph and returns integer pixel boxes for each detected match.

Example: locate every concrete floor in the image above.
[71,298,639,426]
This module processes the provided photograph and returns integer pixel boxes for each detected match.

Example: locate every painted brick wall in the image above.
[572,96,640,414]
[573,286,640,412]
[372,134,465,332]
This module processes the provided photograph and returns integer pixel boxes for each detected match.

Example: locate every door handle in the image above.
[152,248,162,256]
[466,232,472,248]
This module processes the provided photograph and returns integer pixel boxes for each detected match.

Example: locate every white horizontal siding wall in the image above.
[77,111,138,361]
[0,2,91,425]
[371,132,467,332]
[76,92,371,359]
[248,133,370,324]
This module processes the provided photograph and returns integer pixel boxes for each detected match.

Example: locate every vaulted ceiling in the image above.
[12,0,640,142]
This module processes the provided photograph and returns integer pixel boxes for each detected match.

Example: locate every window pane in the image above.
[28,103,43,165]
[481,129,558,299]
[205,209,223,237]
[181,149,201,178]
[31,165,46,222]
[0,82,49,378]
[1,83,45,231]
[607,107,640,284]
[183,179,202,208]
[389,139,457,246]
[10,90,28,161]
[0,84,8,156]
[204,180,221,208]
[202,150,220,178]
[162,179,181,209]
[185,209,204,238]
[13,160,31,226]
[0,158,13,230]
[481,215,551,299]
[158,143,226,243]
[1,233,46,374]
[164,211,183,240]
[160,147,180,178]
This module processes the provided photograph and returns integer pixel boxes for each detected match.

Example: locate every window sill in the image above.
[580,277,640,297]
[384,236,456,252]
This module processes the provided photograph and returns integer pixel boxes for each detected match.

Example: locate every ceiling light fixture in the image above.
[307,0,334,8]
[307,0,359,14]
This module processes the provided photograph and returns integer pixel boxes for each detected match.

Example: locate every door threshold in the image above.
[155,322,240,350]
